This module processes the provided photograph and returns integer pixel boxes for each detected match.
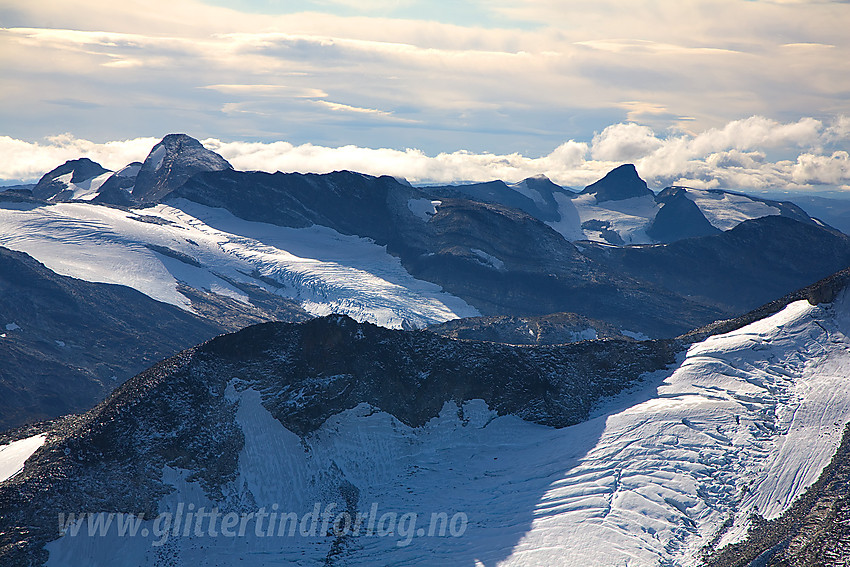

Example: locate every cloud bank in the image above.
[2,116,848,193]
[1,0,849,157]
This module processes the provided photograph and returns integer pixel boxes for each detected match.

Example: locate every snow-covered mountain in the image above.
[426,163,826,246]
[4,134,843,338]
[2,267,849,566]
[31,158,112,202]
[4,133,850,431]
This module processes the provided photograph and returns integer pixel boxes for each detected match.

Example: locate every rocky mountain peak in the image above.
[31,158,110,201]
[581,163,653,203]
[132,133,232,203]
[648,187,721,242]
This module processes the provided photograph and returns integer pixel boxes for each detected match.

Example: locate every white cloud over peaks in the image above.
[591,123,664,161]
[0,134,159,182]
[2,116,849,192]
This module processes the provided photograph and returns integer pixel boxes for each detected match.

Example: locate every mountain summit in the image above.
[132,134,232,203]
[580,163,653,202]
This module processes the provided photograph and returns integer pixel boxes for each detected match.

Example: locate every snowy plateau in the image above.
[39,291,850,566]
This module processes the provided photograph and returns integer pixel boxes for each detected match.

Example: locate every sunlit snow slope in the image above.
[0,435,46,483]
[0,200,478,328]
[43,291,850,566]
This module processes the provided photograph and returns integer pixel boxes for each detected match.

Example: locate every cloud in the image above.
[0,134,159,182]
[3,116,849,193]
[2,0,850,157]
[591,123,664,162]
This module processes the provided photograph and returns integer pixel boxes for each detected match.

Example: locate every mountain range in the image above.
[2,133,850,565]
[1,264,849,566]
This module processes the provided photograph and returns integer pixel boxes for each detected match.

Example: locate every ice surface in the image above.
[0,200,478,328]
[0,434,45,483]
[407,199,441,221]
[510,179,549,206]
[572,193,659,244]
[44,296,850,566]
[684,189,781,231]
[470,248,505,271]
[149,145,166,172]
[545,192,584,241]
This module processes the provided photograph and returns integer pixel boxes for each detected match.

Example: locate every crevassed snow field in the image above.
[683,189,780,231]
[0,200,478,329]
[44,293,850,566]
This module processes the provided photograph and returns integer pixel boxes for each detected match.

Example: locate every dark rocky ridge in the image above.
[426,312,628,344]
[648,186,721,242]
[583,215,850,316]
[177,168,722,337]
[424,175,573,223]
[91,162,141,206]
[654,185,819,228]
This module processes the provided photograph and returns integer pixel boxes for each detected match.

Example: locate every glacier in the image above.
[42,291,850,566]
[0,199,478,329]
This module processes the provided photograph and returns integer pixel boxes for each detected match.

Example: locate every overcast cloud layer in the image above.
[1,0,848,190]
[3,115,848,192]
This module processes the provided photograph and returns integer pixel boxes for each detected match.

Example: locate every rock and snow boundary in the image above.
[30,290,850,566]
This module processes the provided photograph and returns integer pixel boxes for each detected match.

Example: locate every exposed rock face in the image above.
[648,186,721,242]
[426,312,628,344]
[0,247,221,429]
[425,175,572,223]
[92,162,142,206]
[132,134,232,203]
[580,163,654,202]
[31,159,110,202]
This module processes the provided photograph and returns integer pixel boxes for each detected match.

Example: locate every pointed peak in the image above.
[132,134,232,203]
[32,158,110,201]
[581,164,652,202]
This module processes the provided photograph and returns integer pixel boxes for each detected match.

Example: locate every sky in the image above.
[1,0,849,192]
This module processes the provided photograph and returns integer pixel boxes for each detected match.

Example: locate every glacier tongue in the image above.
[0,200,479,329]
[43,293,850,566]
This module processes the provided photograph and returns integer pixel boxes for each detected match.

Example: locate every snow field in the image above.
[45,294,850,566]
[0,200,478,329]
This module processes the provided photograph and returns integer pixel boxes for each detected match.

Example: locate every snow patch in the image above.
[149,145,166,171]
[0,434,46,483]
[510,178,548,206]
[115,163,141,178]
[470,248,505,271]
[685,189,781,231]
[545,192,584,241]
[407,199,441,221]
[622,329,650,340]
